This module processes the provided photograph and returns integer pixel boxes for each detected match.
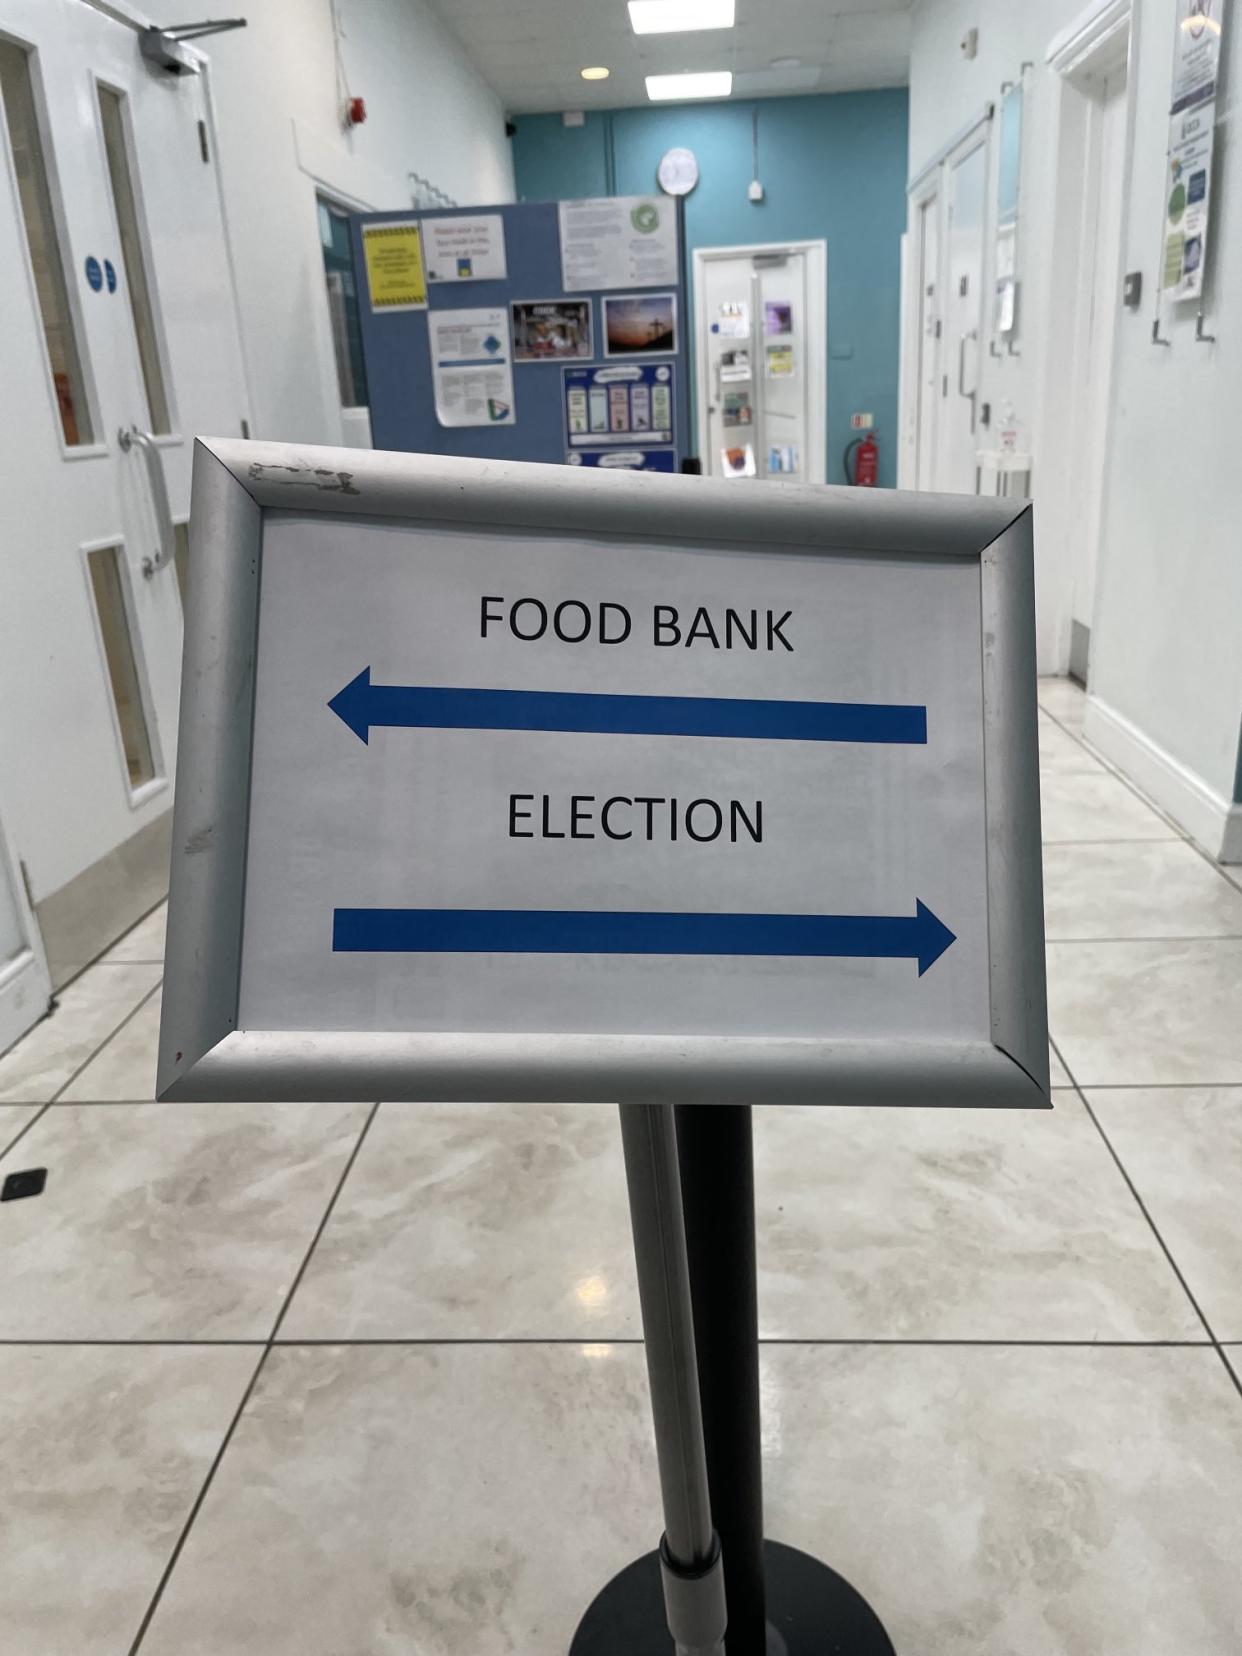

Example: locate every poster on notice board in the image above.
[422,214,507,283]
[430,308,515,426]
[558,196,678,291]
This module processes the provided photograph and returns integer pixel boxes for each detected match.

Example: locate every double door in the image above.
[694,241,826,483]
[904,124,988,495]
[0,0,250,1043]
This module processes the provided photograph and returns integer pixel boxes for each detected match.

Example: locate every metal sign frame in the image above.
[157,438,1046,1107]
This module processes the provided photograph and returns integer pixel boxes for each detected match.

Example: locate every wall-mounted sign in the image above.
[566,448,677,472]
[512,299,593,361]
[1162,97,1216,297]
[429,308,515,426]
[422,214,507,283]
[361,221,427,312]
[157,440,1047,1108]
[563,363,674,447]
[558,195,678,292]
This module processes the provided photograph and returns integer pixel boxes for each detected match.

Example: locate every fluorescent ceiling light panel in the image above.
[645,70,733,100]
[629,0,736,35]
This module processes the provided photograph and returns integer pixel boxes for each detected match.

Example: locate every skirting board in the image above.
[35,811,172,990]
[1084,695,1240,863]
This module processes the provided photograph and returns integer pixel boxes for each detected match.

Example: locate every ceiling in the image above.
[426,0,913,115]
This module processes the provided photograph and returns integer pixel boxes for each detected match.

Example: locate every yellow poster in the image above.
[362,220,427,312]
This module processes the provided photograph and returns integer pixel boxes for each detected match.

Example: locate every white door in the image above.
[0,0,249,1023]
[914,186,941,490]
[0,811,51,1055]
[1070,65,1128,671]
[694,241,826,483]
[936,134,987,494]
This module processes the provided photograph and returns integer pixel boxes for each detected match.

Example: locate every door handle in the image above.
[118,426,175,578]
[957,331,978,433]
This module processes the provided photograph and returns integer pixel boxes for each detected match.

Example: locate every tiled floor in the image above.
[2,677,1241,1653]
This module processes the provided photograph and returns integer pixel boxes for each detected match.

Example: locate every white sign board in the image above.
[422,213,507,283]
[429,307,515,426]
[158,443,1047,1108]
[559,196,679,292]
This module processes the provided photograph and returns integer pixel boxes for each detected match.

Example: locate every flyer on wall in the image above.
[558,196,678,291]
[421,214,507,283]
[511,300,593,361]
[766,344,795,378]
[721,443,757,478]
[360,221,427,311]
[714,300,749,338]
[429,307,515,426]
[1171,0,1224,111]
[1162,98,1215,297]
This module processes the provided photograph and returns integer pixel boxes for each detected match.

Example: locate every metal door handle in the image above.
[118,426,175,578]
[957,331,978,433]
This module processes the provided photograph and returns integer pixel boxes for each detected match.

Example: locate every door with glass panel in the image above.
[0,0,249,1023]
[694,241,826,484]
[935,130,987,494]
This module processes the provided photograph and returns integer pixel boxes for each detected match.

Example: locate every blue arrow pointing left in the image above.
[332,901,957,976]
[328,668,927,747]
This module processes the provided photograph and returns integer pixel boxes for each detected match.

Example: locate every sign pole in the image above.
[572,1102,727,1656]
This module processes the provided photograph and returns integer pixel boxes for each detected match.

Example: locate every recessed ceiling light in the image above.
[769,55,801,69]
[629,0,736,36]
[645,70,733,100]
[580,65,610,80]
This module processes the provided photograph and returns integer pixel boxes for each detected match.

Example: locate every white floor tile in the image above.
[1039,711,1105,775]
[1047,939,1242,1086]
[0,1102,40,1157]
[0,1102,369,1338]
[1044,840,1242,940]
[1040,769,1176,844]
[0,964,162,1103]
[0,1344,256,1656]
[102,901,167,963]
[283,1096,1200,1342]
[60,993,161,1101]
[133,1343,1242,1656]
[1089,1088,1242,1341]
[1038,676,1088,731]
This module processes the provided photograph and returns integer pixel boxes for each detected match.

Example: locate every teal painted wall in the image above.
[511,90,909,487]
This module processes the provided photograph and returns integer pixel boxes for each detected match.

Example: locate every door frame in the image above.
[1039,0,1134,677]
[692,239,827,483]
[899,168,942,490]
[900,106,993,494]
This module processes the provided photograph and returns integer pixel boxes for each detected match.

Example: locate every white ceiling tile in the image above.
[425,0,912,113]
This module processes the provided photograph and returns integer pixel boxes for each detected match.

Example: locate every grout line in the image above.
[267,1103,381,1343]
[49,980,164,1105]
[0,1103,51,1163]
[0,979,164,1163]
[0,1333,1222,1350]
[1045,935,1242,944]
[1068,1080,1242,1091]
[128,1100,381,1653]
[1051,1035,1242,1405]
[124,1344,270,1656]
[58,900,168,994]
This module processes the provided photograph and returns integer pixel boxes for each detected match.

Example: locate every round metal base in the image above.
[569,1539,895,1656]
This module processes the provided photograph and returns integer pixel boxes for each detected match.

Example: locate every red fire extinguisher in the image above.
[844,431,880,486]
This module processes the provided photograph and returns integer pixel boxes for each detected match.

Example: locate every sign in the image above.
[558,196,678,292]
[84,255,103,292]
[1171,0,1224,111]
[564,363,674,447]
[1162,98,1215,297]
[157,440,1048,1108]
[566,448,677,473]
[361,221,427,311]
[429,307,515,426]
[422,213,507,283]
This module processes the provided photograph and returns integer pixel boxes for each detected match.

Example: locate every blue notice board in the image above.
[351,201,690,469]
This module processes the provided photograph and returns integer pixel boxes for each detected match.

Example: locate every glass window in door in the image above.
[0,39,95,446]
[97,84,171,433]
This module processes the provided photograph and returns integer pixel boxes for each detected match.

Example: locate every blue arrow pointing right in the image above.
[332,900,957,976]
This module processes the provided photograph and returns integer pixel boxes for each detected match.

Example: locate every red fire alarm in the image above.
[347,96,367,127]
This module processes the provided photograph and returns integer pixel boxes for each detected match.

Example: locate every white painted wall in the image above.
[157,0,515,446]
[907,0,1242,856]
[1086,0,1242,846]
